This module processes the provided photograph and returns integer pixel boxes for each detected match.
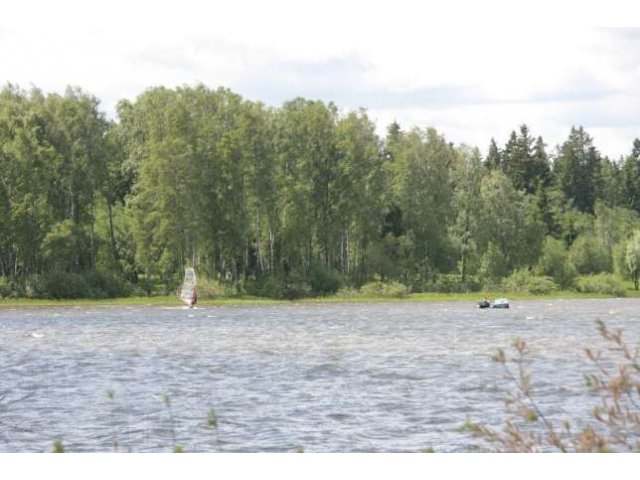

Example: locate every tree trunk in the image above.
[106,194,118,261]
[268,223,275,274]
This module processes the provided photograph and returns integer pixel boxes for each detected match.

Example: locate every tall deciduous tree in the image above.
[0,85,110,276]
[334,109,383,280]
[274,98,339,275]
[476,170,544,276]
[625,230,640,290]
[387,127,457,287]
[451,145,485,283]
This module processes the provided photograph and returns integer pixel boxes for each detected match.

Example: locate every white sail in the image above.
[180,268,197,305]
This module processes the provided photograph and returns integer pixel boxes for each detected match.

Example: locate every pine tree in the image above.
[553,126,602,214]
[502,130,525,191]
[529,136,551,191]
[621,138,640,212]
[485,138,501,170]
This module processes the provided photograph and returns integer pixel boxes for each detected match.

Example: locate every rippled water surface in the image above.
[1,299,639,452]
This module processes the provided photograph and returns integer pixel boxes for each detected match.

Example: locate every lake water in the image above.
[1,298,639,452]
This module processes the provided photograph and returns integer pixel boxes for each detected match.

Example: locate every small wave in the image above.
[304,363,344,379]
[327,412,350,421]
[23,332,44,338]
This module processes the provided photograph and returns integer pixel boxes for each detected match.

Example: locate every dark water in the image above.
[1,298,639,452]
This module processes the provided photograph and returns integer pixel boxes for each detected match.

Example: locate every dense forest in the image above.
[2,83,640,299]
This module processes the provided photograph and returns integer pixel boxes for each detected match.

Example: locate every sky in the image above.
[1,0,640,160]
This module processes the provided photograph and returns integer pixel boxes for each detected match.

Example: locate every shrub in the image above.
[21,270,134,299]
[502,268,558,295]
[280,277,312,300]
[479,242,510,284]
[84,270,133,298]
[473,321,640,452]
[245,273,311,300]
[569,235,612,275]
[536,237,577,289]
[335,286,360,298]
[196,277,234,299]
[35,272,91,299]
[0,276,24,298]
[359,280,410,298]
[426,274,481,293]
[308,264,343,296]
[575,274,627,297]
[245,276,282,298]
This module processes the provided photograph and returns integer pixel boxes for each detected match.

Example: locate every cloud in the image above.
[1,3,639,159]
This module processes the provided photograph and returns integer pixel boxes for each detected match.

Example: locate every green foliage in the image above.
[308,263,343,296]
[206,408,219,429]
[426,274,481,293]
[30,272,91,299]
[84,270,134,298]
[0,277,24,298]
[476,171,544,278]
[366,234,414,284]
[1,82,639,300]
[478,242,509,285]
[624,230,640,289]
[196,277,234,299]
[553,126,602,214]
[358,280,410,298]
[575,274,627,297]
[245,273,311,300]
[53,439,64,453]
[502,268,558,295]
[535,237,577,289]
[568,234,612,275]
[279,276,312,300]
[41,220,84,272]
[387,128,457,282]
[620,139,640,213]
[244,275,284,299]
[500,125,550,194]
[19,270,133,299]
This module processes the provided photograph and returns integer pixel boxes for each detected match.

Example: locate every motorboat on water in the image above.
[476,298,509,309]
[491,298,509,309]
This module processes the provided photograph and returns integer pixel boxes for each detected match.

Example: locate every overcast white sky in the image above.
[1,0,639,159]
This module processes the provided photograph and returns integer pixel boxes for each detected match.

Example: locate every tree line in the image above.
[2,83,640,299]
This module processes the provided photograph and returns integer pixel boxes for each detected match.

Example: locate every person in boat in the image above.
[478,298,490,308]
[189,289,198,308]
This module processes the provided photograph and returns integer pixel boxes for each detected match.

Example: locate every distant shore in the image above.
[0,289,636,309]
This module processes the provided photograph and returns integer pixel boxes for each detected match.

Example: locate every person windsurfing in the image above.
[180,268,197,308]
[189,288,197,308]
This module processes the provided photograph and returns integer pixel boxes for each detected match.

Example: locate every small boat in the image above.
[491,298,509,309]
[476,299,491,309]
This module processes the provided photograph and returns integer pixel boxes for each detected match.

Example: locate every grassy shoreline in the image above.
[1,289,637,308]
